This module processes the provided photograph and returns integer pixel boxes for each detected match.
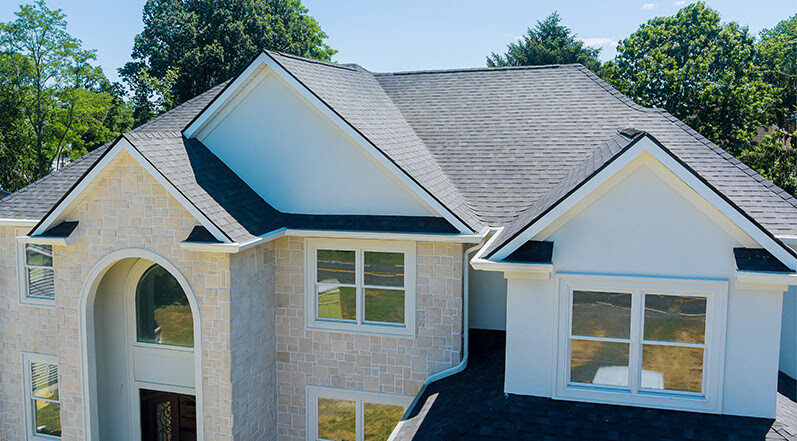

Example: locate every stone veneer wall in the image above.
[230,243,278,440]
[274,237,463,441]
[0,151,236,440]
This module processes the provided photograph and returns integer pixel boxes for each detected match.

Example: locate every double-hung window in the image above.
[23,353,61,439]
[557,275,726,412]
[307,386,412,441]
[306,239,416,337]
[19,243,55,304]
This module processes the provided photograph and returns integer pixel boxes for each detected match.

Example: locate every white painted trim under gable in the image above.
[30,137,231,244]
[179,228,486,254]
[0,218,38,227]
[490,136,797,271]
[182,52,473,234]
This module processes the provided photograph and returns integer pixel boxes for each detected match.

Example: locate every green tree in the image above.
[758,15,797,130]
[487,12,601,71]
[601,3,777,157]
[0,1,133,189]
[121,0,336,125]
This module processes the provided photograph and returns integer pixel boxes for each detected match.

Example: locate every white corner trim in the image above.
[735,270,796,291]
[0,218,39,227]
[31,138,231,244]
[490,136,797,272]
[183,52,473,234]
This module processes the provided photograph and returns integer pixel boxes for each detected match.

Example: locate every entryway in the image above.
[140,389,197,441]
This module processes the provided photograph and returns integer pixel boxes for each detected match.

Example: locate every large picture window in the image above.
[23,353,61,439]
[557,276,726,412]
[306,239,416,337]
[307,386,412,441]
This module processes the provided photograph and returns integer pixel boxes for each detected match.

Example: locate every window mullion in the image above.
[356,249,363,327]
[629,289,643,394]
[356,399,364,441]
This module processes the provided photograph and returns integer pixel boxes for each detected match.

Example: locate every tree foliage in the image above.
[757,15,796,129]
[120,0,336,125]
[601,3,777,157]
[487,12,601,71]
[0,1,132,190]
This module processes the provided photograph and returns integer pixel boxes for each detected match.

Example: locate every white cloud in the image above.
[578,37,618,48]
[642,3,655,8]
[674,0,686,4]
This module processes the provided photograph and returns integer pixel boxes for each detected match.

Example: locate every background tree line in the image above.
[0,1,794,197]
[490,5,796,195]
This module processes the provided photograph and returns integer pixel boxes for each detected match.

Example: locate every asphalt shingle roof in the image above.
[1,52,795,245]
[393,330,797,441]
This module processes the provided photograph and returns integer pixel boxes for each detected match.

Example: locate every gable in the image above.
[192,62,439,218]
[30,139,228,243]
[543,156,756,278]
[487,135,796,271]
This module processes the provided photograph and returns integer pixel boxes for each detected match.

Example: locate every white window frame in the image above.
[17,241,56,306]
[22,352,61,440]
[305,238,416,337]
[306,386,413,441]
[554,274,728,413]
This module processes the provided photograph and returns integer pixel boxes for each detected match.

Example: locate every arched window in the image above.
[135,264,194,347]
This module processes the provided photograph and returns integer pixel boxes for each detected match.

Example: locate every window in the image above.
[308,387,412,441]
[19,243,55,303]
[306,239,416,337]
[23,354,61,439]
[135,264,193,347]
[556,276,727,412]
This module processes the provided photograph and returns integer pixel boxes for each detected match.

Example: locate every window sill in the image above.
[307,320,415,338]
[19,296,56,307]
[556,384,715,413]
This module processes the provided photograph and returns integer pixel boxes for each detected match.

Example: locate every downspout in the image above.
[424,240,484,383]
[389,236,490,441]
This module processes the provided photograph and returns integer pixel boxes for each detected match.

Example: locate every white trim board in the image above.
[490,135,796,271]
[0,218,39,227]
[30,137,231,244]
[182,51,473,234]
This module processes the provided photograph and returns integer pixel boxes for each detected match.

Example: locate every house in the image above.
[0,50,794,441]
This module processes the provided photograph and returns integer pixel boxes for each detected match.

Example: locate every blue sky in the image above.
[0,0,794,83]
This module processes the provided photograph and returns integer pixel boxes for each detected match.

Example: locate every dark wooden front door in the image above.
[140,389,197,441]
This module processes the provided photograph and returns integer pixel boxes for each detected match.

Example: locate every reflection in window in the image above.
[30,361,61,437]
[136,264,193,347]
[364,402,405,441]
[318,398,356,441]
[25,244,55,298]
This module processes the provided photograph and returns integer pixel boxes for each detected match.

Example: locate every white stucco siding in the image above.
[782,285,797,379]
[503,161,787,418]
[201,70,436,217]
[469,266,507,330]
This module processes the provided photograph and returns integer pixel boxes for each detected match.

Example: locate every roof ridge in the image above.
[374,63,576,76]
[574,64,797,211]
[265,50,358,71]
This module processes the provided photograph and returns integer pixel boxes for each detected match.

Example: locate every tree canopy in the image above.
[120,0,336,125]
[0,0,132,190]
[487,12,601,71]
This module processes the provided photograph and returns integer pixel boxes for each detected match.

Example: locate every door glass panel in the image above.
[571,291,632,339]
[364,289,405,324]
[317,398,356,441]
[364,252,404,287]
[317,250,356,285]
[570,340,630,387]
[317,285,357,321]
[364,402,405,441]
[642,345,704,393]
[136,265,194,347]
[644,295,706,344]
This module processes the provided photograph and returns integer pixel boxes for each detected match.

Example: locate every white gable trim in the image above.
[491,136,797,270]
[0,218,38,227]
[183,52,472,233]
[30,137,231,243]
